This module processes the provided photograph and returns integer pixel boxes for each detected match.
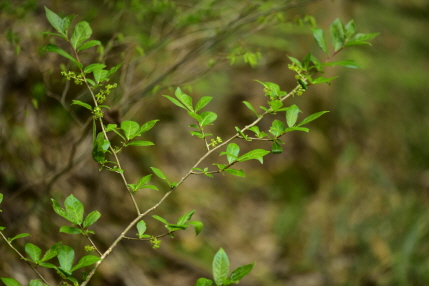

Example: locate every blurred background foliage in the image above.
[1,0,429,285]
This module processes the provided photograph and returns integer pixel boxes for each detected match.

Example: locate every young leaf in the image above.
[213,248,230,286]
[127,141,154,147]
[0,278,22,286]
[135,175,152,189]
[177,210,195,226]
[229,262,255,282]
[150,167,167,180]
[285,127,309,133]
[242,101,260,118]
[272,141,283,154]
[78,40,101,52]
[199,112,217,127]
[71,100,92,111]
[136,220,147,237]
[330,18,346,51]
[143,185,159,191]
[175,88,194,112]
[84,63,106,74]
[152,215,169,225]
[64,194,84,225]
[287,56,302,68]
[60,226,83,234]
[322,60,359,69]
[312,28,329,55]
[83,211,101,229]
[195,278,213,286]
[297,111,329,127]
[163,95,187,109]
[107,62,124,77]
[8,233,31,243]
[121,120,140,140]
[138,119,159,134]
[92,132,110,163]
[225,143,240,164]
[195,96,213,112]
[25,243,42,263]
[345,20,357,39]
[70,21,92,49]
[270,120,285,137]
[44,7,65,36]
[57,245,75,272]
[224,169,245,177]
[71,255,100,272]
[51,198,68,220]
[41,242,62,262]
[93,69,109,84]
[269,100,283,112]
[0,193,3,204]
[188,221,204,236]
[237,149,270,164]
[311,76,338,85]
[286,105,301,127]
[345,33,379,47]
[43,44,82,68]
[28,280,43,286]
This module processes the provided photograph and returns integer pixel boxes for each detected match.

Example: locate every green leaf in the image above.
[195,278,213,286]
[163,95,187,109]
[43,44,82,68]
[269,100,283,111]
[44,7,65,36]
[60,226,83,234]
[82,211,101,229]
[41,242,62,262]
[64,194,84,225]
[51,198,68,220]
[28,279,43,286]
[345,33,379,47]
[143,185,159,191]
[71,100,92,111]
[213,248,230,286]
[138,119,159,134]
[25,243,42,263]
[285,127,309,133]
[175,87,194,112]
[121,120,140,140]
[199,112,217,127]
[177,210,195,225]
[229,262,255,282]
[105,124,117,132]
[188,221,204,236]
[287,56,302,68]
[237,149,270,164]
[8,233,31,243]
[195,96,212,112]
[0,193,3,204]
[127,141,154,147]
[77,40,101,52]
[136,220,147,237]
[311,76,338,85]
[71,255,100,272]
[224,169,245,177]
[345,20,356,39]
[330,18,346,51]
[135,175,152,189]
[312,28,329,55]
[84,63,106,74]
[226,143,240,164]
[57,245,75,272]
[107,62,123,77]
[322,60,359,69]
[93,69,109,84]
[272,141,282,154]
[270,120,285,137]
[297,111,329,127]
[70,21,92,49]
[150,167,167,180]
[286,105,300,127]
[242,101,260,118]
[62,15,76,34]
[92,132,110,163]
[0,278,22,286]
[39,262,57,268]
[152,215,169,225]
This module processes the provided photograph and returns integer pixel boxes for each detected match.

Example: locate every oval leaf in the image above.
[213,248,230,286]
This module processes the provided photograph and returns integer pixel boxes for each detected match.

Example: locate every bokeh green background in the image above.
[1,0,429,285]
